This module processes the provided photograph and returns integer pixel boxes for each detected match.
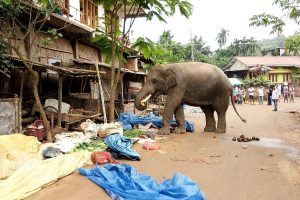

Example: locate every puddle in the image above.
[253,138,300,160]
[228,137,300,160]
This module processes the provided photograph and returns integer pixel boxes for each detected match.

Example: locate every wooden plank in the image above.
[39,45,73,54]
[96,64,107,123]
[57,76,63,127]
[71,39,79,59]
[89,0,92,26]
[92,3,95,28]
[84,0,88,25]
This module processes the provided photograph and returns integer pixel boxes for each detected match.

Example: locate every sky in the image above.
[130,0,300,51]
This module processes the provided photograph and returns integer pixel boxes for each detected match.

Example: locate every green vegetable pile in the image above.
[73,140,107,152]
[123,129,146,138]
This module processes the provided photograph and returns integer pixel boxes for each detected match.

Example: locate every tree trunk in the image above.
[31,72,52,142]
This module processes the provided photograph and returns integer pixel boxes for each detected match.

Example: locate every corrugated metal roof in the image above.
[235,56,300,67]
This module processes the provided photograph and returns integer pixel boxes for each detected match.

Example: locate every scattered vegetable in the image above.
[73,140,107,152]
[123,129,146,138]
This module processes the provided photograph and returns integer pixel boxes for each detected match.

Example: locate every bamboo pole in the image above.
[57,76,63,127]
[95,64,107,123]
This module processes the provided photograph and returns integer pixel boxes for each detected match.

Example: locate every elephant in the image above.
[134,62,246,135]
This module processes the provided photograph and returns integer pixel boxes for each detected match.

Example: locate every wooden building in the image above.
[224,56,300,84]
[0,1,148,131]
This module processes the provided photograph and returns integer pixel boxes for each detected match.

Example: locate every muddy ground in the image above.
[28,98,300,200]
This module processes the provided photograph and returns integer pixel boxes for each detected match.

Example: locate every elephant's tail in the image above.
[230,93,247,123]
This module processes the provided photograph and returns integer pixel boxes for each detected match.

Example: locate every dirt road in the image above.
[28,99,300,200]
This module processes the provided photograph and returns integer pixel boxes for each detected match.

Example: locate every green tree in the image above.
[249,0,300,35]
[0,39,12,78]
[0,0,65,142]
[285,32,300,55]
[95,0,193,122]
[216,28,229,49]
[229,37,260,56]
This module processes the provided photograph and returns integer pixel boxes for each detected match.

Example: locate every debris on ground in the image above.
[260,166,267,170]
[42,147,61,159]
[232,135,260,142]
[143,140,161,150]
[104,133,141,161]
[80,119,123,138]
[117,112,195,132]
[91,151,119,165]
[170,157,215,165]
[123,129,146,138]
[79,164,206,200]
[209,155,221,158]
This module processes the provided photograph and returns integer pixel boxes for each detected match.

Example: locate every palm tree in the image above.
[247,37,260,55]
[216,29,229,49]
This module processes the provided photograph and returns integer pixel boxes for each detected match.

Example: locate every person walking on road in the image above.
[248,85,255,105]
[272,84,280,111]
[289,85,295,103]
[283,84,289,103]
[266,86,272,105]
[258,86,264,105]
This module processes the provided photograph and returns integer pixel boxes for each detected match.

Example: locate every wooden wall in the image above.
[36,32,73,64]
[78,43,99,62]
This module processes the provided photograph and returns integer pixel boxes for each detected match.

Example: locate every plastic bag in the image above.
[142,141,160,150]
[91,151,119,165]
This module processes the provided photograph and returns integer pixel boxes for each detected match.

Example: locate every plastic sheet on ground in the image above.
[79,164,206,200]
[53,131,91,153]
[117,112,195,132]
[80,119,123,138]
[0,134,91,200]
[104,133,141,161]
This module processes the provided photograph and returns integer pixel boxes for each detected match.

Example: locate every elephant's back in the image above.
[170,62,232,100]
[170,62,230,85]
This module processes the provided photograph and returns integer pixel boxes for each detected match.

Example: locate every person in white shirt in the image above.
[257,86,264,105]
[248,86,255,105]
[289,85,295,103]
[272,84,280,111]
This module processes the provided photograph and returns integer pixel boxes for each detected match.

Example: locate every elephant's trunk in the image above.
[135,84,154,111]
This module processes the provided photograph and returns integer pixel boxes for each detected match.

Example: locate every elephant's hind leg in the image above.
[200,105,216,132]
[215,111,226,133]
[214,97,229,134]
[174,104,186,134]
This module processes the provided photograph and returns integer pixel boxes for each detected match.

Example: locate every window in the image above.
[80,0,98,28]
[269,74,277,83]
[283,73,290,82]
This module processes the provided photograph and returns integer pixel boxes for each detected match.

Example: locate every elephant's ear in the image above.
[166,69,177,90]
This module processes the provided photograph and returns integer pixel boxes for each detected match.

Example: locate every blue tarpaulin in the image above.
[79,164,206,200]
[117,112,194,132]
[104,133,141,161]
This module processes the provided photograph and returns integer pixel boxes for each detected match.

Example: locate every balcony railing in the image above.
[54,0,99,29]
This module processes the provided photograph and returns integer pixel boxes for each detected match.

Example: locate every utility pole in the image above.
[190,31,194,62]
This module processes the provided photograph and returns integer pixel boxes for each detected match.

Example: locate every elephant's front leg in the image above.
[174,104,186,134]
[158,95,182,135]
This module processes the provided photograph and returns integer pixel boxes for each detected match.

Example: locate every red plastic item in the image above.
[25,120,46,141]
[143,141,161,150]
[91,151,119,165]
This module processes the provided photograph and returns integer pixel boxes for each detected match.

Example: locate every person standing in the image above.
[289,85,295,103]
[266,86,272,105]
[283,84,289,103]
[277,84,282,102]
[272,84,280,111]
[258,86,264,105]
[248,85,255,105]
